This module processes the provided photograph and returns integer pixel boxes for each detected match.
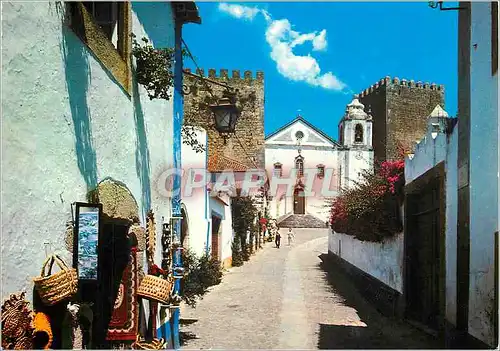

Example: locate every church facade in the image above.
[265,96,374,222]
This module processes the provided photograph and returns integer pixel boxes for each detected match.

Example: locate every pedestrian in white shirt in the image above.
[287,228,295,246]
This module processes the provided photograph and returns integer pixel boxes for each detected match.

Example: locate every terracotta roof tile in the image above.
[208,154,249,172]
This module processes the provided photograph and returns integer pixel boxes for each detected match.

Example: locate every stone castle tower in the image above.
[183,68,265,169]
[357,76,445,162]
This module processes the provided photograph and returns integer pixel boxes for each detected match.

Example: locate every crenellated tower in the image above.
[183,68,265,169]
[357,76,445,162]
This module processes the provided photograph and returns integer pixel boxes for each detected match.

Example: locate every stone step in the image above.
[277,214,328,229]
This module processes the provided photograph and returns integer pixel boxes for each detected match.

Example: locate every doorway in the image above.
[211,216,221,261]
[97,220,131,347]
[294,188,305,214]
[404,163,445,333]
[181,207,189,248]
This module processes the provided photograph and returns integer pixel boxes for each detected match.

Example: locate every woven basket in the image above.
[13,335,33,350]
[1,292,33,340]
[137,275,173,304]
[33,255,78,306]
[132,335,166,350]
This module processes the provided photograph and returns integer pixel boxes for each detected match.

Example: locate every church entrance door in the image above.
[293,188,305,214]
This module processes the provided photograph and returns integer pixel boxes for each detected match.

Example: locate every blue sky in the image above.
[183,2,458,141]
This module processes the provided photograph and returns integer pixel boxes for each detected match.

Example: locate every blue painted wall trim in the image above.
[156,14,183,350]
[170,18,183,349]
[205,134,210,255]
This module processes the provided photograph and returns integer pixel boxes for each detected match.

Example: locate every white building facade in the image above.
[2,2,200,348]
[265,97,374,223]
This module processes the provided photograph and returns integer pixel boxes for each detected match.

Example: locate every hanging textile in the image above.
[106,247,139,341]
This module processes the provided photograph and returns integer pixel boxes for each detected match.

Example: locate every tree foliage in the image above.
[231,195,258,265]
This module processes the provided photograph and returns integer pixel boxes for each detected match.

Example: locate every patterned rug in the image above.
[106,248,138,341]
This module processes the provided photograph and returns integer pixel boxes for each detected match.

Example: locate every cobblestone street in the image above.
[180,229,440,349]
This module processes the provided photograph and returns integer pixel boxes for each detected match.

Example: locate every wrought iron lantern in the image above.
[209,91,240,134]
[428,1,465,11]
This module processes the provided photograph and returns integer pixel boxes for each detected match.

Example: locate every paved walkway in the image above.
[180,228,439,349]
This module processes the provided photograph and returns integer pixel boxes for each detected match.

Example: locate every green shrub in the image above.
[231,196,258,263]
[231,236,244,267]
[330,159,404,242]
[181,248,223,307]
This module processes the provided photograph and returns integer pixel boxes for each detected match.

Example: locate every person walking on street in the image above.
[287,228,295,246]
[275,230,281,248]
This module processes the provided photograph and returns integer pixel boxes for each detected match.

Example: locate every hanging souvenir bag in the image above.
[33,255,78,306]
[33,312,53,349]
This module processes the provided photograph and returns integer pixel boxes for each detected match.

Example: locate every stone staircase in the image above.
[277,214,328,228]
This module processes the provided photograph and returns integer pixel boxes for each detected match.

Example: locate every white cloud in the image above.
[218,3,346,92]
[312,29,327,51]
[218,3,260,21]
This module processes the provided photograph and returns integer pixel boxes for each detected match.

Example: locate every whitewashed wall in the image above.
[1,2,175,300]
[340,148,374,189]
[328,230,404,292]
[468,2,499,345]
[181,127,209,257]
[445,128,458,327]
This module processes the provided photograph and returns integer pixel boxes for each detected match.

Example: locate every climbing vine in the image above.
[181,125,206,153]
[131,34,204,153]
[131,34,179,101]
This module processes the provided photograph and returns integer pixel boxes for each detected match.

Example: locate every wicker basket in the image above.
[33,255,78,306]
[1,292,33,340]
[137,275,173,304]
[132,335,166,350]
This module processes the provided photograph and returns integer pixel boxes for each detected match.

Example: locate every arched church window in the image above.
[355,124,363,143]
[295,157,304,177]
[274,162,282,177]
[339,125,344,144]
[317,164,325,178]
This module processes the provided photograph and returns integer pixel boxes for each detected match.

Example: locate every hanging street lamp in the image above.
[209,90,240,134]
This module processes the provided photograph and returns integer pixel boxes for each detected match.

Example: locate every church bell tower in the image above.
[338,95,374,189]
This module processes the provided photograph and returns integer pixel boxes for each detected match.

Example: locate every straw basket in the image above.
[132,335,166,350]
[33,255,78,306]
[1,292,33,340]
[137,275,173,304]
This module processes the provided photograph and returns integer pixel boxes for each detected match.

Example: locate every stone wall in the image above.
[183,68,265,169]
[358,77,445,162]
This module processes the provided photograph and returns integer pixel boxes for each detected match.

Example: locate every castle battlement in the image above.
[358,76,445,98]
[184,68,264,81]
